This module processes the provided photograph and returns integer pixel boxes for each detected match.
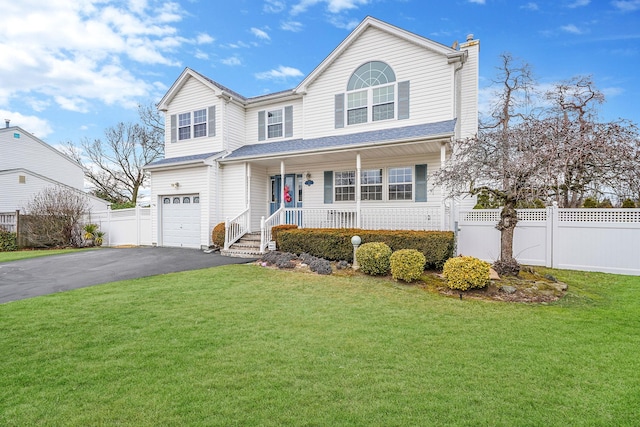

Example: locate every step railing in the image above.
[260,207,284,253]
[224,207,250,250]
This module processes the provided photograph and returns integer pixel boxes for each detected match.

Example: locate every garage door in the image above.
[162,194,201,248]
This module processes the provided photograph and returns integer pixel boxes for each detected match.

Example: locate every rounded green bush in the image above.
[356,242,392,275]
[442,256,491,291]
[390,249,426,283]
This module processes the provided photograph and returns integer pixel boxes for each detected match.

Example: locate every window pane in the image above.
[163,197,170,204]
[183,197,190,203]
[178,127,190,140]
[373,103,394,121]
[173,197,181,204]
[388,167,412,200]
[194,109,206,124]
[373,86,394,104]
[268,123,283,138]
[193,196,200,203]
[178,113,191,126]
[268,109,282,124]
[361,169,383,200]
[335,171,356,201]
[347,108,368,125]
[347,91,367,108]
[194,123,207,138]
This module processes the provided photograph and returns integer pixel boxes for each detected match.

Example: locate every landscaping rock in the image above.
[500,285,517,294]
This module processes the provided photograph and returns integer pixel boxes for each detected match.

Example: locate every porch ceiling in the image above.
[238,138,449,168]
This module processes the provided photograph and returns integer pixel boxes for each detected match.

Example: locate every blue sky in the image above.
[1,0,638,148]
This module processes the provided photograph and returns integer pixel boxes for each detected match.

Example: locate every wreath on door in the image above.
[284,185,292,203]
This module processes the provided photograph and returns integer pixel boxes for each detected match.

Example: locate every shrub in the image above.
[0,230,17,251]
[442,256,491,291]
[356,242,392,276]
[621,198,636,208]
[390,249,426,283]
[582,197,598,208]
[492,258,521,277]
[598,198,613,208]
[271,224,298,248]
[277,228,454,269]
[211,222,225,247]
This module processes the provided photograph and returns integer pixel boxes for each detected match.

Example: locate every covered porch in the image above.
[218,121,456,255]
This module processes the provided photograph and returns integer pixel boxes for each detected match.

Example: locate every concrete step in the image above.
[221,248,262,258]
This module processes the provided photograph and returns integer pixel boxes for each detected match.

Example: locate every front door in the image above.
[270,174,303,223]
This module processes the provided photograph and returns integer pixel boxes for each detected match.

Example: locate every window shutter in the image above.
[415,164,427,202]
[324,171,333,204]
[284,105,293,138]
[334,94,344,129]
[170,114,177,143]
[208,106,216,137]
[398,81,410,120]
[258,110,266,141]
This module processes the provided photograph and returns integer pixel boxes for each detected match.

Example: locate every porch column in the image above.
[440,142,447,230]
[280,160,285,224]
[356,153,361,228]
[246,162,252,232]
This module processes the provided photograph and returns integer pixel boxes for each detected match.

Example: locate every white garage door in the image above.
[162,194,201,248]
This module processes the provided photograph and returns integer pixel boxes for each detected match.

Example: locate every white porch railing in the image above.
[0,211,18,233]
[255,206,447,253]
[260,207,284,252]
[224,208,250,250]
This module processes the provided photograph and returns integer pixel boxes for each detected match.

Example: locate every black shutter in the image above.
[284,105,293,138]
[415,164,427,202]
[170,114,177,143]
[208,106,216,137]
[334,94,344,129]
[324,171,334,204]
[398,81,410,120]
[258,110,266,141]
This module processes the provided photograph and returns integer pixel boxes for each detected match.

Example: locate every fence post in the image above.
[136,204,141,246]
[549,202,559,268]
[224,217,230,250]
[545,204,553,268]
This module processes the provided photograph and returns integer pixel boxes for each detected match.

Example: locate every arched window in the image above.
[346,61,396,125]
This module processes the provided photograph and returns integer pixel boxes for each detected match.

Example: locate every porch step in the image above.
[221,232,264,259]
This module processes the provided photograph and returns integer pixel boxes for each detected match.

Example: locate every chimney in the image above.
[4,119,9,128]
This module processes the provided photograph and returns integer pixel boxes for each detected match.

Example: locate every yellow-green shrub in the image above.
[271,224,298,248]
[356,242,392,276]
[442,256,491,291]
[211,222,226,247]
[390,249,426,283]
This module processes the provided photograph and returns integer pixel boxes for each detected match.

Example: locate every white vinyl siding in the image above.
[164,76,223,159]
[302,26,454,139]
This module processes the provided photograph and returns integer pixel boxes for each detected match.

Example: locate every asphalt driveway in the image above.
[0,247,255,304]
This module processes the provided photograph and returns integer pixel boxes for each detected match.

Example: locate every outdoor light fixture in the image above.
[171,182,180,189]
[351,235,361,270]
[304,172,314,186]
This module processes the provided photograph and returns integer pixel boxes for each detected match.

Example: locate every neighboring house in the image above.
[146,16,479,253]
[0,125,110,214]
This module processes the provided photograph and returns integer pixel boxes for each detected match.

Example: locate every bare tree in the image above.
[65,102,164,204]
[434,55,640,272]
[24,186,89,247]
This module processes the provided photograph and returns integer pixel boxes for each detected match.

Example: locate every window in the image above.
[335,171,355,201]
[193,109,207,138]
[345,61,396,125]
[183,197,191,203]
[267,109,283,138]
[163,197,170,204]
[193,196,200,203]
[178,112,191,140]
[360,169,383,200]
[173,197,181,204]
[388,167,413,200]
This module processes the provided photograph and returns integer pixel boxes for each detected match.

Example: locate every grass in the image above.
[1,265,639,426]
[0,248,94,263]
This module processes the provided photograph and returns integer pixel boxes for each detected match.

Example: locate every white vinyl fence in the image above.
[87,206,152,247]
[458,205,640,276]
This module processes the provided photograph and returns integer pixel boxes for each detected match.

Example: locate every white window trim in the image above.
[346,82,396,126]
[178,108,208,141]
[266,108,284,139]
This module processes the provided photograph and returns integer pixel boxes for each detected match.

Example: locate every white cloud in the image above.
[251,27,271,40]
[291,0,369,15]
[468,0,486,4]
[255,65,304,81]
[281,21,304,32]
[567,0,590,7]
[1,110,53,138]
[0,0,199,114]
[327,15,360,30]
[222,56,242,66]
[602,87,624,97]
[194,50,210,60]
[264,0,286,13]
[561,24,584,34]
[612,0,640,11]
[521,2,539,10]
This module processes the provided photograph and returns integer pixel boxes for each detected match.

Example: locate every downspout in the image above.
[356,153,361,228]
[246,162,251,232]
[280,161,285,224]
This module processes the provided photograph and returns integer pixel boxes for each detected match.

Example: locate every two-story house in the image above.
[0,123,109,215]
[145,16,479,253]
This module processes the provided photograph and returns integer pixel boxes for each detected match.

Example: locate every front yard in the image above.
[1,264,638,425]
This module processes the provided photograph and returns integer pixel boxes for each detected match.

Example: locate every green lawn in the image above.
[1,265,638,426]
[0,248,94,263]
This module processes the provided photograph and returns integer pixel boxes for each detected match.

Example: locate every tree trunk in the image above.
[496,201,518,261]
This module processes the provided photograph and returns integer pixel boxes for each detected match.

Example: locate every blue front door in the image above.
[270,174,303,218]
